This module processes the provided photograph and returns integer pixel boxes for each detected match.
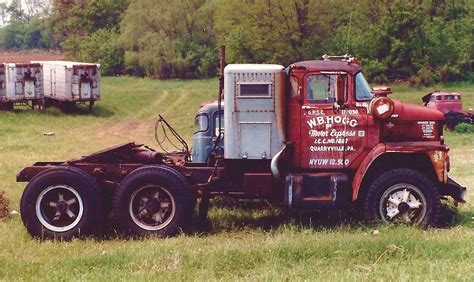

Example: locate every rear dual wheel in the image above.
[112,165,195,237]
[20,167,101,240]
[0,102,14,111]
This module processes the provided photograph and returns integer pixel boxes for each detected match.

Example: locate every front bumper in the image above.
[439,177,466,203]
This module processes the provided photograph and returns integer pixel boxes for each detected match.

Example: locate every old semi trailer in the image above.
[18,51,466,239]
[0,63,43,110]
[34,61,100,110]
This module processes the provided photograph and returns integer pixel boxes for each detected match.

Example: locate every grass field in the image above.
[0,77,473,280]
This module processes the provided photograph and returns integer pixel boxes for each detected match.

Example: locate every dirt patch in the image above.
[95,119,152,139]
[0,51,66,63]
[0,191,9,220]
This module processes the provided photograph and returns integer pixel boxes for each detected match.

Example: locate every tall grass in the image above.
[0,78,472,280]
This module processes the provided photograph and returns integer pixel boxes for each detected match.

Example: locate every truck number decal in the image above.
[309,158,350,166]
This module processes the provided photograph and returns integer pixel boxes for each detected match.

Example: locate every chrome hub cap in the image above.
[129,185,175,231]
[35,185,84,232]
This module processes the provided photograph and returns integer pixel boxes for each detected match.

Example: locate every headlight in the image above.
[369,96,395,119]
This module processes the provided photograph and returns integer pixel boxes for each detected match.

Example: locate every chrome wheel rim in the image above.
[379,183,427,224]
[35,185,84,232]
[129,185,176,231]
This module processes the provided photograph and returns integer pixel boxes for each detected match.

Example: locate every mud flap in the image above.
[439,177,466,204]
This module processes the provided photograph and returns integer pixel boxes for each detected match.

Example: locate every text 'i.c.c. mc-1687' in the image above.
[17,48,466,240]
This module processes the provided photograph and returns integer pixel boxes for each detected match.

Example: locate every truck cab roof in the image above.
[290,60,361,75]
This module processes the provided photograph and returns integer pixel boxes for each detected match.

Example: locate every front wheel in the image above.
[364,168,441,227]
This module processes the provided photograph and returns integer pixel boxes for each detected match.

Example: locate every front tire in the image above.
[364,168,441,227]
[113,165,195,237]
[20,166,101,240]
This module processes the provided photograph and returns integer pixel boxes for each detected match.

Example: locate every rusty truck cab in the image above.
[285,58,464,207]
[286,60,370,170]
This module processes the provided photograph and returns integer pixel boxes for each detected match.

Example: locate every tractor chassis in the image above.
[16,142,237,220]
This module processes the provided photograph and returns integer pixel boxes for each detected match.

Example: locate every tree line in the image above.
[0,0,473,85]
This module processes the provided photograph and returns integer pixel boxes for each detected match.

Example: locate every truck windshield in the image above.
[355,73,373,101]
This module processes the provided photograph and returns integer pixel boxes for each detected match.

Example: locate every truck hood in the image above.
[392,99,444,121]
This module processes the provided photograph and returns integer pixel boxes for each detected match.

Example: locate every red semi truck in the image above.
[17,52,466,239]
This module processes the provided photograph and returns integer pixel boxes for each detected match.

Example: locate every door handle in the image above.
[301,105,311,110]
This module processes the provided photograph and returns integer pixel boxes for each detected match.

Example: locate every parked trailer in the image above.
[18,49,466,240]
[0,63,43,110]
[0,64,6,110]
[34,61,100,110]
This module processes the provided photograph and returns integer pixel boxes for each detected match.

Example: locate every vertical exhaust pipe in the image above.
[219,46,226,100]
[207,46,226,163]
[271,144,287,180]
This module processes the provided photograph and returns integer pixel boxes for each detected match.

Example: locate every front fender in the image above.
[351,144,386,201]
[352,141,448,201]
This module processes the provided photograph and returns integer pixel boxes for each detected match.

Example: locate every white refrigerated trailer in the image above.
[0,63,44,111]
[34,61,100,110]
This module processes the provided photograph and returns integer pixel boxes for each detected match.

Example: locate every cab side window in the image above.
[306,75,336,104]
[194,114,209,134]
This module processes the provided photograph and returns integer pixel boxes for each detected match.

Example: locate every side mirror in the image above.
[336,75,347,107]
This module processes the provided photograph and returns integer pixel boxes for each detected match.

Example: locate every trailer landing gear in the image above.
[32,100,45,111]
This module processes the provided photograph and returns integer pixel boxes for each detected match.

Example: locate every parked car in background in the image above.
[422,91,462,113]
[422,91,473,130]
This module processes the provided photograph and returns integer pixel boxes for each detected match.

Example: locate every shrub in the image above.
[453,123,474,133]
[62,29,124,76]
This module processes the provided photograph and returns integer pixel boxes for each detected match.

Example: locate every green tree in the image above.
[0,1,52,49]
[48,0,130,75]
[62,28,124,75]
[331,0,474,84]
[120,0,217,78]
[215,0,346,65]
[49,0,129,44]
